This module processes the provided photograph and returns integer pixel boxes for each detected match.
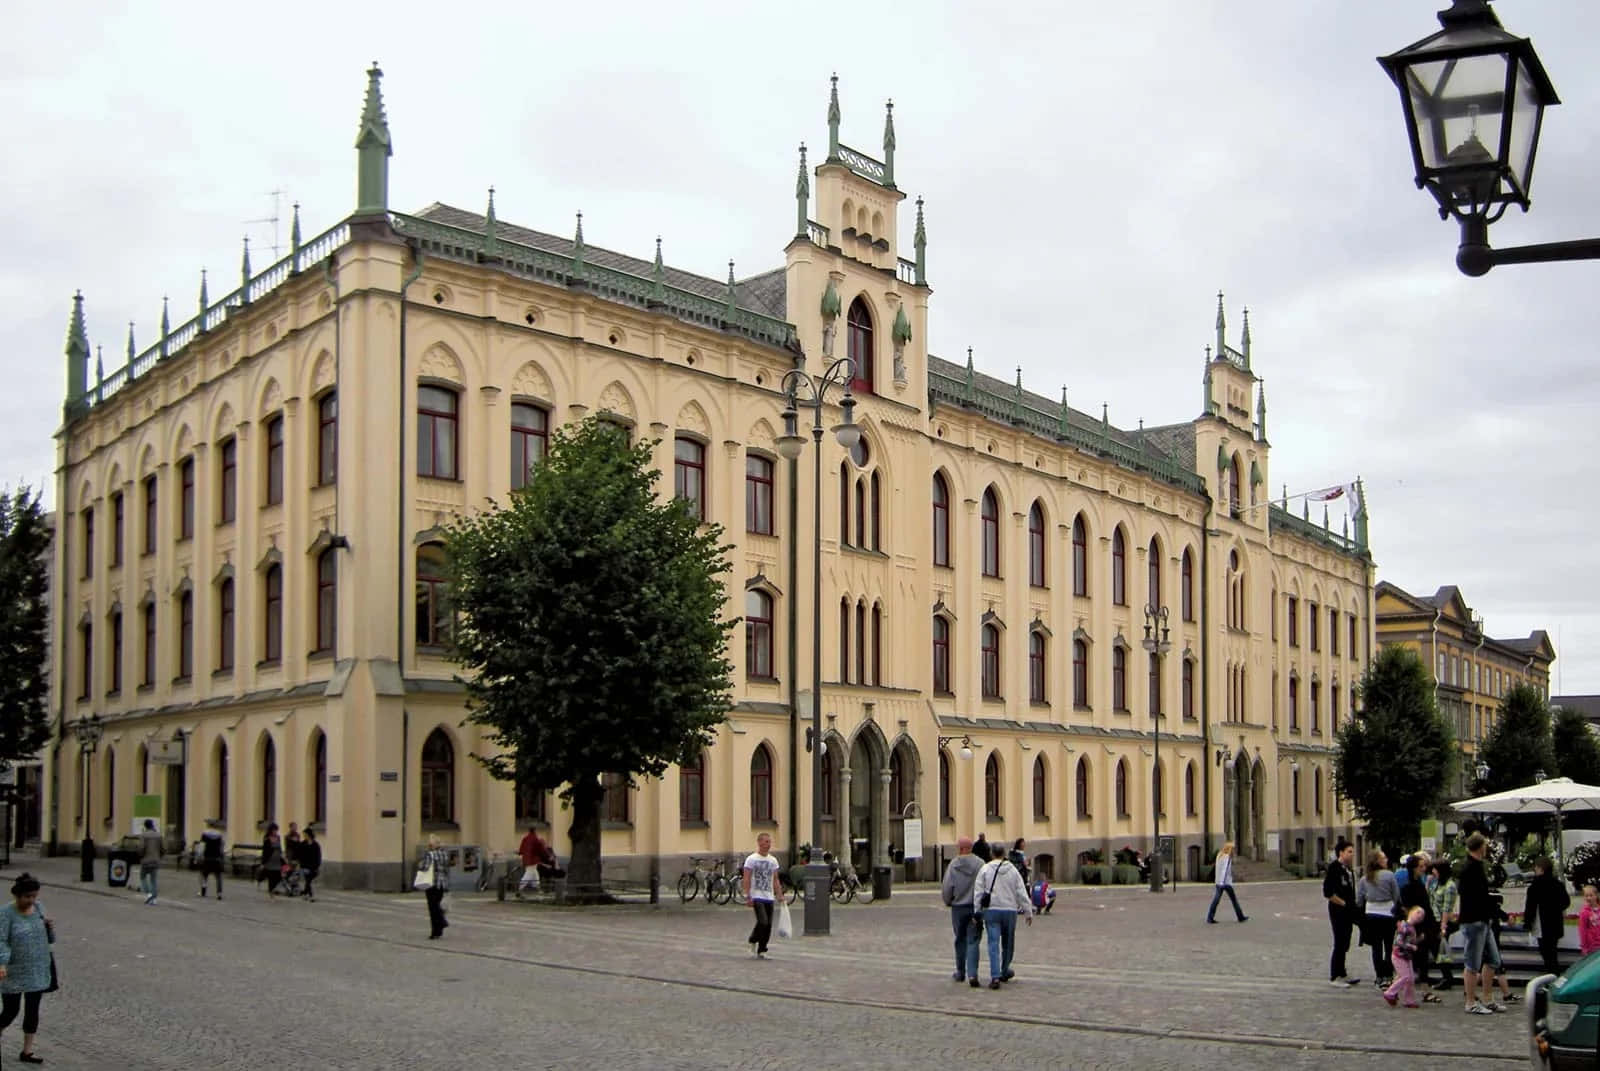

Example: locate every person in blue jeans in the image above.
[939,836,986,983]
[974,843,1033,989]
[1206,841,1248,924]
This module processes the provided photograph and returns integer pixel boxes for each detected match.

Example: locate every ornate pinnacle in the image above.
[1282,483,1289,509]
[571,211,585,278]
[483,187,499,257]
[95,346,104,387]
[796,143,810,237]
[963,347,975,404]
[290,202,303,262]
[198,269,209,324]
[1323,503,1330,531]
[355,63,392,215]
[1012,366,1023,424]
[724,260,738,320]
[1058,385,1070,438]
[66,291,89,359]
[126,321,136,364]
[1256,380,1268,441]
[159,296,170,357]
[883,99,896,187]
[650,236,665,303]
[1215,290,1226,358]
[913,196,927,286]
[827,73,841,159]
[356,62,391,149]
[1241,306,1252,366]
[241,236,252,297]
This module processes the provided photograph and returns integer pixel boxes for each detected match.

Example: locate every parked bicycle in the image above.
[707,856,748,905]
[476,851,523,893]
[677,856,721,904]
[830,858,873,904]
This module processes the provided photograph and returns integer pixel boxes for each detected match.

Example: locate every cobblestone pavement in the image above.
[3,858,1532,1070]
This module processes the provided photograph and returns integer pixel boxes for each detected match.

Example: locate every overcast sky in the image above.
[4,3,1597,690]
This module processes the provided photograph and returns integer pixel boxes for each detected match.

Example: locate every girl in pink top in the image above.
[1579,885,1600,957]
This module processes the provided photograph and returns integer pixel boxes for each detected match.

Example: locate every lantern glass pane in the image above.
[1506,59,1542,194]
[1403,51,1511,172]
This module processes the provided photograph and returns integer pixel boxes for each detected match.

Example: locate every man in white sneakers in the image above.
[741,832,784,958]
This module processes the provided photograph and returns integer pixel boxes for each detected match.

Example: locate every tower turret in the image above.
[64,291,89,408]
[883,100,896,188]
[355,63,392,217]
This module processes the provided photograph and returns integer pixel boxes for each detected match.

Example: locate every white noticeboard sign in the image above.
[902,818,923,860]
[1421,836,1438,854]
[1267,832,1280,854]
[149,740,184,765]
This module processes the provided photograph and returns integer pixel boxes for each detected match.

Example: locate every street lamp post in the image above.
[1142,605,1171,892]
[775,355,858,938]
[1378,0,1600,275]
[77,714,103,882]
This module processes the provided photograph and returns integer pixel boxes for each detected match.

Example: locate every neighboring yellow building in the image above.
[1375,581,1556,796]
[48,68,1371,888]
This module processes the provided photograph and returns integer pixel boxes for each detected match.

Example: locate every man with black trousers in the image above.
[1524,855,1571,976]
[1323,839,1361,986]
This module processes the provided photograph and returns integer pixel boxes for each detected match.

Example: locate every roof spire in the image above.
[483,186,499,258]
[290,202,303,266]
[64,291,89,405]
[650,236,666,305]
[1255,379,1268,442]
[95,345,104,389]
[795,143,810,238]
[1215,290,1226,358]
[126,321,136,365]
[240,236,252,302]
[724,260,738,321]
[1240,305,1252,367]
[827,74,841,160]
[882,99,896,187]
[913,196,927,286]
[355,62,392,216]
[159,295,170,357]
[963,346,975,404]
[197,269,209,328]
[1011,366,1024,424]
[570,211,585,281]
[1202,345,1214,415]
[1323,503,1330,531]
[1057,385,1070,439]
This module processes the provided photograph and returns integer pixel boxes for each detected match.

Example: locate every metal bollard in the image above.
[649,871,660,905]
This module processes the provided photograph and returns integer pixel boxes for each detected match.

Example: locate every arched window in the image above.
[847,296,874,394]
[871,603,882,686]
[1075,756,1091,818]
[103,746,115,825]
[745,589,774,679]
[745,455,774,535]
[601,771,630,824]
[1115,758,1129,817]
[1112,646,1128,711]
[931,474,950,567]
[855,600,867,684]
[870,471,882,550]
[265,415,285,504]
[510,402,548,490]
[260,736,277,825]
[1181,549,1194,621]
[1072,638,1089,707]
[1111,528,1127,606]
[179,455,195,539]
[1314,767,1324,815]
[1028,502,1046,587]
[980,623,1001,699]
[1148,537,1161,607]
[1032,755,1048,819]
[421,728,454,825]
[1182,658,1195,719]
[980,488,1000,578]
[263,564,283,663]
[415,544,451,648]
[984,753,1001,818]
[938,751,952,821]
[680,751,705,823]
[839,461,850,545]
[1229,455,1242,517]
[750,745,774,823]
[932,615,951,693]
[673,436,705,519]
[177,590,194,680]
[219,437,238,521]
[315,548,337,654]
[317,391,339,486]
[312,731,327,827]
[1185,762,1197,816]
[1293,767,1302,814]
[888,749,905,814]
[217,578,235,672]
[1072,515,1089,596]
[838,597,850,682]
[215,739,228,826]
[1028,631,1047,703]
[418,385,460,479]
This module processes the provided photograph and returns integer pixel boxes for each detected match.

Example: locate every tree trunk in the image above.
[566,778,608,904]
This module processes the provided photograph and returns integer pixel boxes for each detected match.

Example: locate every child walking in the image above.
[1579,885,1600,957]
[1384,906,1425,1008]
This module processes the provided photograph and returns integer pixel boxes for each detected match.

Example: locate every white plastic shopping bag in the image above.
[775,900,794,939]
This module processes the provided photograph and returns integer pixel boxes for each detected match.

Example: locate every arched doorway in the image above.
[1251,758,1267,860]
[847,725,887,874]
[887,737,921,877]
[1232,751,1254,860]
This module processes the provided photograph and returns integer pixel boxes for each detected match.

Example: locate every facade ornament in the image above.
[1256,379,1268,442]
[913,196,927,286]
[963,347,975,405]
[891,302,911,386]
[1215,290,1226,359]
[827,73,841,160]
[1202,345,1214,415]
[819,277,841,357]
[570,211,585,281]
[1012,367,1024,424]
[795,144,809,238]
[882,100,896,188]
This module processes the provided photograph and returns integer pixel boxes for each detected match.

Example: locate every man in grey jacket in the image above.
[138,818,163,905]
[941,837,985,983]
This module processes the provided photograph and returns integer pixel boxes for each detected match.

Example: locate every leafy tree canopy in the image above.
[1478,682,1557,794]
[1334,645,1455,855]
[444,419,736,896]
[0,488,51,765]
[1552,705,1600,787]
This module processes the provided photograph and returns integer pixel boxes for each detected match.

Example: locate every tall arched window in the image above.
[855,600,867,684]
[416,544,451,648]
[870,471,882,550]
[1028,502,1046,587]
[1148,537,1161,607]
[746,589,774,679]
[871,603,882,686]
[315,548,337,654]
[1073,638,1089,707]
[1314,767,1324,815]
[1181,548,1194,621]
[510,402,548,490]
[838,597,850,682]
[312,731,327,827]
[215,739,228,826]
[177,590,194,680]
[1032,755,1048,818]
[260,736,277,825]
[984,753,1001,818]
[750,745,773,823]
[217,578,235,672]
[980,488,1000,578]
[980,623,1001,699]
[839,461,850,545]
[938,751,951,821]
[421,728,454,825]
[680,751,706,823]
[931,474,950,567]
[1076,756,1091,818]
[317,391,339,486]
[103,746,115,824]
[418,385,460,480]
[1293,767,1302,814]
[1112,646,1128,711]
[1185,761,1197,816]
[1072,515,1089,596]
[888,750,905,815]
[601,771,630,824]
[1148,651,1162,716]
[1028,631,1046,703]
[265,415,285,504]
[932,616,951,694]
[1115,758,1129,817]
[1182,658,1195,719]
[745,455,774,535]
[263,564,283,663]
[1111,528,1127,606]
[1229,455,1242,516]
[673,436,705,519]
[846,296,874,394]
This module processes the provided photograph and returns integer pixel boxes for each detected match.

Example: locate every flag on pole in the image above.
[1303,483,1360,512]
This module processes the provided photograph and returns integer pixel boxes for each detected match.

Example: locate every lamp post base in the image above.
[802,861,832,936]
[79,837,95,882]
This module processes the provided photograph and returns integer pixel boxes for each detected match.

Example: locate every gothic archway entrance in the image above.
[847,726,887,874]
[1251,758,1267,860]
[1233,751,1254,859]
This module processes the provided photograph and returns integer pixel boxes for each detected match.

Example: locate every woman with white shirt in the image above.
[974,843,1034,990]
[1205,841,1248,923]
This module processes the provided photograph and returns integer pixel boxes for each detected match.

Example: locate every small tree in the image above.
[1553,706,1600,786]
[0,488,52,765]
[444,419,735,901]
[1334,645,1455,856]
[1478,683,1557,793]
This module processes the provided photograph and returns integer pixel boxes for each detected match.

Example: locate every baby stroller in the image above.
[276,863,310,898]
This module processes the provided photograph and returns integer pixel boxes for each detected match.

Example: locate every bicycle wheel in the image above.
[854,879,873,905]
[830,874,851,904]
[707,874,732,905]
[677,872,699,903]
[730,879,748,906]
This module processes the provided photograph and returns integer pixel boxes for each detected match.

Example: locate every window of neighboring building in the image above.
[838,598,849,682]
[264,416,284,505]
[417,386,460,480]
[510,403,549,492]
[679,752,705,824]
[1028,502,1046,587]
[515,781,546,825]
[1311,680,1321,733]
[1148,537,1161,608]
[984,753,1001,819]
[745,455,774,535]
[317,392,338,486]
[217,579,235,672]
[315,549,337,655]
[1032,755,1047,819]
[932,616,951,694]
[981,623,1001,699]
[215,740,228,827]
[110,492,124,567]
[261,735,277,825]
[81,507,94,578]
[746,589,773,679]
[938,751,951,821]
[107,610,122,695]
[1182,659,1195,720]
[142,475,157,554]
[980,488,1000,578]
[1293,768,1302,814]
[1029,631,1046,703]
[217,438,237,524]
[1349,613,1358,657]
[178,456,195,539]
[1115,759,1129,817]
[1076,756,1091,818]
[1181,548,1194,621]
[673,436,705,519]
[1153,762,1163,816]
[1287,595,1299,647]
[140,602,156,687]
[1112,646,1127,711]
[1072,515,1088,596]
[421,729,455,825]
[1329,608,1340,657]
[931,474,950,567]
[1314,767,1323,815]
[263,564,283,664]
[313,732,328,827]
[1185,762,1197,816]
[1289,676,1300,730]
[751,746,773,823]
[1073,638,1089,707]
[1309,601,1320,652]
[846,296,874,395]
[176,590,194,681]
[1111,528,1126,606]
[415,544,450,649]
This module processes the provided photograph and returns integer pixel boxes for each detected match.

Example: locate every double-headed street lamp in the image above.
[77,713,103,881]
[775,354,858,938]
[1142,604,1171,892]
[1378,0,1600,275]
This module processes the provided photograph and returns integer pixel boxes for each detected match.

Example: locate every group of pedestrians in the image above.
[941,836,1035,989]
[258,821,322,899]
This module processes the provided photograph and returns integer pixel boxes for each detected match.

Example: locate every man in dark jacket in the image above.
[1322,839,1360,985]
[1524,855,1571,975]
[299,828,323,902]
[1459,832,1505,1013]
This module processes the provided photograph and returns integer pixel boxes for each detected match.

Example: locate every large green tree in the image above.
[0,488,51,765]
[1478,682,1557,793]
[1334,645,1455,855]
[444,419,735,900]
[1553,706,1600,786]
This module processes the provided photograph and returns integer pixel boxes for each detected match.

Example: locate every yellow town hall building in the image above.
[49,68,1372,888]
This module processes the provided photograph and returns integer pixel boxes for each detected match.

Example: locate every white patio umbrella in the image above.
[1451,777,1600,869]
